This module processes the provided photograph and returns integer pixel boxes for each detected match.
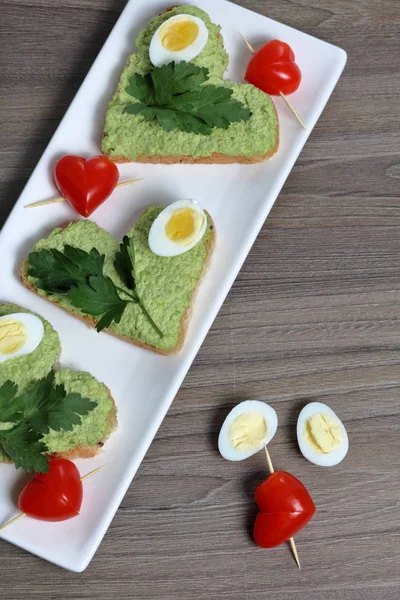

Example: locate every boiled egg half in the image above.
[149,14,209,67]
[218,400,278,461]
[0,313,44,363]
[297,402,349,467]
[148,200,207,257]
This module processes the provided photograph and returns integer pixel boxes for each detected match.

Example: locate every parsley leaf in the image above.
[31,387,97,434]
[1,423,49,473]
[28,246,104,293]
[68,276,127,333]
[124,61,251,135]
[28,244,162,336]
[16,372,55,422]
[16,373,97,434]
[0,380,19,422]
[170,86,251,129]
[114,237,163,338]
[126,72,155,105]
[114,235,135,290]
[0,374,97,473]
[152,61,209,102]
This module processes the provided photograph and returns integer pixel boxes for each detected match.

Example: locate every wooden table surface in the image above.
[1,0,400,598]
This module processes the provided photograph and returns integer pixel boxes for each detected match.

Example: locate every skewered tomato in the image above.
[18,458,83,522]
[245,40,302,96]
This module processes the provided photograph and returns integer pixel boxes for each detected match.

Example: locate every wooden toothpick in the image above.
[289,537,301,569]
[264,444,275,474]
[278,92,306,129]
[240,33,306,130]
[24,178,144,209]
[0,512,26,532]
[264,446,301,570]
[80,464,107,481]
[0,464,106,532]
[239,32,256,55]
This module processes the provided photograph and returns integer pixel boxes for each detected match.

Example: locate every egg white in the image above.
[148,200,207,257]
[218,400,278,461]
[297,402,349,467]
[0,313,44,364]
[149,15,209,67]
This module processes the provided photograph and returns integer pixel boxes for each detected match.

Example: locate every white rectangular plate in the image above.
[0,0,346,571]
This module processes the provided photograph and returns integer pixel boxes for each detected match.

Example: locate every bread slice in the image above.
[101,4,279,164]
[20,209,216,355]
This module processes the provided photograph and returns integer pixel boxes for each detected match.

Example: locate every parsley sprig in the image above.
[125,61,251,135]
[28,242,163,336]
[0,373,97,473]
[114,236,163,337]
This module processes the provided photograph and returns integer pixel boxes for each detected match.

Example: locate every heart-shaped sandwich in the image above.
[102,5,279,164]
[0,303,117,472]
[253,471,316,548]
[21,203,215,354]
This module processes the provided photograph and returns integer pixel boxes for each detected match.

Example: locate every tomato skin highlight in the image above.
[245,40,302,96]
[54,155,119,217]
[18,459,83,522]
[253,471,316,548]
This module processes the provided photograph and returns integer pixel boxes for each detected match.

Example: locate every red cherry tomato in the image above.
[18,459,83,522]
[253,471,316,548]
[54,155,119,218]
[245,40,302,96]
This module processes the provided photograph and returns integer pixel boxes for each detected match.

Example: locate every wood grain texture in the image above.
[1,0,400,598]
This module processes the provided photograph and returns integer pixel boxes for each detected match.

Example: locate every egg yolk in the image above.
[159,18,199,51]
[228,413,267,452]
[165,208,204,246]
[0,319,28,355]
[305,413,343,454]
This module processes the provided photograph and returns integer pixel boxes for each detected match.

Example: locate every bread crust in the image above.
[20,214,216,355]
[108,148,276,165]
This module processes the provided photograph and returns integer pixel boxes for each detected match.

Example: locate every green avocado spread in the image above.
[0,303,61,392]
[102,5,278,159]
[27,208,212,351]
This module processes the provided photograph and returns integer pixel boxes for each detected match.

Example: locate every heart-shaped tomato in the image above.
[245,40,302,96]
[18,458,83,522]
[253,471,316,548]
[54,155,119,218]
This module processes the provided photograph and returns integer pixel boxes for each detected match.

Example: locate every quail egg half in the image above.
[218,400,278,461]
[0,313,44,364]
[297,402,349,467]
[149,14,209,67]
[148,200,207,257]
